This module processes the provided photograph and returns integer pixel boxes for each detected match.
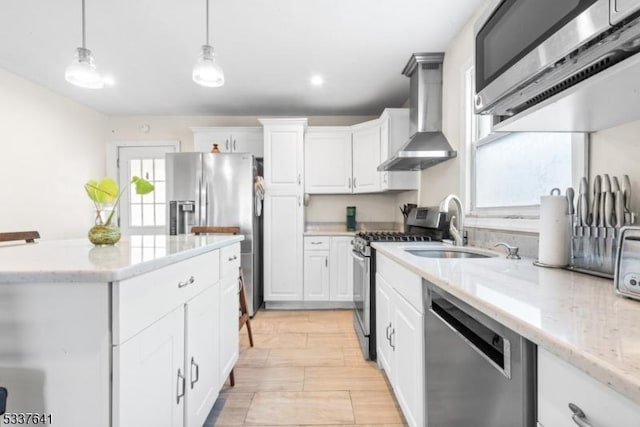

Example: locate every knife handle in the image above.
[604,191,614,228]
[580,194,589,227]
[615,190,624,228]
[591,193,600,228]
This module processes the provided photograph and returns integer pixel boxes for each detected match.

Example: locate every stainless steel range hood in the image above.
[378,53,456,171]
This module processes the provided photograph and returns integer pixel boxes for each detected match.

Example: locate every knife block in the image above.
[569,226,619,278]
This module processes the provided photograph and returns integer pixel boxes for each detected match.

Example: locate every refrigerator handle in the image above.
[200,176,207,226]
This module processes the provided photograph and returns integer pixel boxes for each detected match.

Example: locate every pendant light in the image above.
[192,0,225,87]
[65,0,104,89]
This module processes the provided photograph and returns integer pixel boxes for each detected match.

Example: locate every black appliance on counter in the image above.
[352,206,449,360]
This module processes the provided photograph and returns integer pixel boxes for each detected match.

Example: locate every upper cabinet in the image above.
[304,128,353,194]
[304,109,417,195]
[192,127,263,157]
[352,120,382,193]
[379,109,418,191]
[260,118,306,193]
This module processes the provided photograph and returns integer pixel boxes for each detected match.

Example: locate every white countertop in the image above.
[0,234,244,283]
[372,242,640,405]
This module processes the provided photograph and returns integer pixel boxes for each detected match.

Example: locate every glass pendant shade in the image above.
[65,47,104,89]
[193,45,225,87]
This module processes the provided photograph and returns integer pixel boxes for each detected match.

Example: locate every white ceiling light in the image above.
[65,0,104,89]
[310,75,324,86]
[193,0,224,88]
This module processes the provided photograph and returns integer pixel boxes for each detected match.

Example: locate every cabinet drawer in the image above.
[220,243,241,279]
[377,253,423,313]
[113,250,220,345]
[304,236,330,250]
[538,347,640,427]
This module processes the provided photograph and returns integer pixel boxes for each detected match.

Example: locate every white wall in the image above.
[306,194,399,223]
[108,115,374,152]
[590,121,640,216]
[0,69,108,239]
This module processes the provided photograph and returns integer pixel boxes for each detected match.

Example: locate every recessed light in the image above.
[310,75,323,86]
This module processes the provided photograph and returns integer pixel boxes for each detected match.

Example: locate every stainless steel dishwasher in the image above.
[424,281,536,427]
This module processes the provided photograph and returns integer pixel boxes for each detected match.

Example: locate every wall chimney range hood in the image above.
[378,53,456,171]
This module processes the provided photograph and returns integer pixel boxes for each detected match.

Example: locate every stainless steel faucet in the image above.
[439,194,465,246]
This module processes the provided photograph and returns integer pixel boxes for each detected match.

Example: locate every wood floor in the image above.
[204,309,407,426]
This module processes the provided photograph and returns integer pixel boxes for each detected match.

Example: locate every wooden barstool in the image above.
[191,226,254,387]
[0,231,40,243]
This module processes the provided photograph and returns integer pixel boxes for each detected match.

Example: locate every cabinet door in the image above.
[263,124,304,193]
[392,294,425,427]
[193,130,233,153]
[330,237,354,301]
[538,348,640,427]
[352,124,381,193]
[114,307,185,427]
[219,275,240,386]
[304,130,353,194]
[304,250,330,300]
[185,285,220,427]
[375,273,394,378]
[231,128,264,157]
[264,193,304,301]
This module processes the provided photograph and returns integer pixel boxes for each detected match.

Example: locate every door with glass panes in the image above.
[118,145,177,235]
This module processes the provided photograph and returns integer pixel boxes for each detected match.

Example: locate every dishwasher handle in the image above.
[430,293,512,379]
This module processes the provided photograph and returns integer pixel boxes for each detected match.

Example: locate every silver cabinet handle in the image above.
[383,173,388,184]
[190,357,200,389]
[233,139,236,151]
[310,241,322,245]
[386,322,392,340]
[353,177,357,188]
[228,255,238,261]
[569,403,592,427]
[298,195,301,207]
[178,276,195,288]
[225,139,230,150]
[325,257,328,267]
[389,328,395,351]
[297,173,301,185]
[176,368,185,404]
[348,177,352,189]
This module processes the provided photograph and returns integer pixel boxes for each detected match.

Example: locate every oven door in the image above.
[474,0,608,114]
[352,250,371,335]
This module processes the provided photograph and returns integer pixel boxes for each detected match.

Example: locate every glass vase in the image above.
[88,205,121,246]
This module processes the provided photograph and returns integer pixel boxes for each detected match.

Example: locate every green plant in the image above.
[84,176,155,226]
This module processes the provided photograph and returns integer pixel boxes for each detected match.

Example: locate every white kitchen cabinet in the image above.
[329,236,354,301]
[260,118,306,193]
[304,128,353,194]
[185,285,220,427]
[192,127,263,157]
[114,307,185,427]
[375,273,394,377]
[352,120,382,193]
[219,275,240,385]
[303,250,330,300]
[375,253,425,427]
[264,193,304,301]
[379,108,419,191]
[538,347,640,427]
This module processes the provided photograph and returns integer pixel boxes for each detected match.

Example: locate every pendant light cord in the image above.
[81,0,86,48]
[205,0,210,45]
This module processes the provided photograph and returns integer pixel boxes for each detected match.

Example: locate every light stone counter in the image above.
[372,241,640,406]
[0,234,244,283]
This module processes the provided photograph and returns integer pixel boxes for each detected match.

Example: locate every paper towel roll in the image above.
[538,195,570,266]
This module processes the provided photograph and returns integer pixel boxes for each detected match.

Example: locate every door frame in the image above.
[106,140,181,179]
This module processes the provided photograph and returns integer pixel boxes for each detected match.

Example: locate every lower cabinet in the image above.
[303,235,353,302]
[113,243,241,427]
[538,347,640,427]
[375,254,425,427]
[114,306,186,427]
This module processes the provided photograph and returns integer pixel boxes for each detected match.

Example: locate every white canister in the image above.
[538,189,570,266]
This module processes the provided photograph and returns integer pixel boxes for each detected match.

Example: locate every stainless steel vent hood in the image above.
[378,53,456,171]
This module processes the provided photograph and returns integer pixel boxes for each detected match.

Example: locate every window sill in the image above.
[465,216,539,234]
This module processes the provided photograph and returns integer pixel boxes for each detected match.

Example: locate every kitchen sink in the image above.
[403,247,498,259]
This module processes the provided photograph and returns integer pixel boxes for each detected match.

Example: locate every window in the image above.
[462,65,587,229]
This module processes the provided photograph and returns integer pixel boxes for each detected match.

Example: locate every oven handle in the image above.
[351,250,366,263]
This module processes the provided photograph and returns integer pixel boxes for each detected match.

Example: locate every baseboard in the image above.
[263,301,354,310]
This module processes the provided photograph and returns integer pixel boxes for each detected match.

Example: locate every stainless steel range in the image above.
[352,207,449,360]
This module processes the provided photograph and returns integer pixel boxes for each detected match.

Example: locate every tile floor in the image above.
[204,309,407,426]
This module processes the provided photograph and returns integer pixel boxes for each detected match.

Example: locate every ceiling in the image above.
[0,0,483,116]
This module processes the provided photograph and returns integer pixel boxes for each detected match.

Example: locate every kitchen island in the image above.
[0,234,243,427]
[373,242,640,426]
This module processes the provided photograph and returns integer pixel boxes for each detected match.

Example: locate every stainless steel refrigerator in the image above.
[166,152,263,316]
